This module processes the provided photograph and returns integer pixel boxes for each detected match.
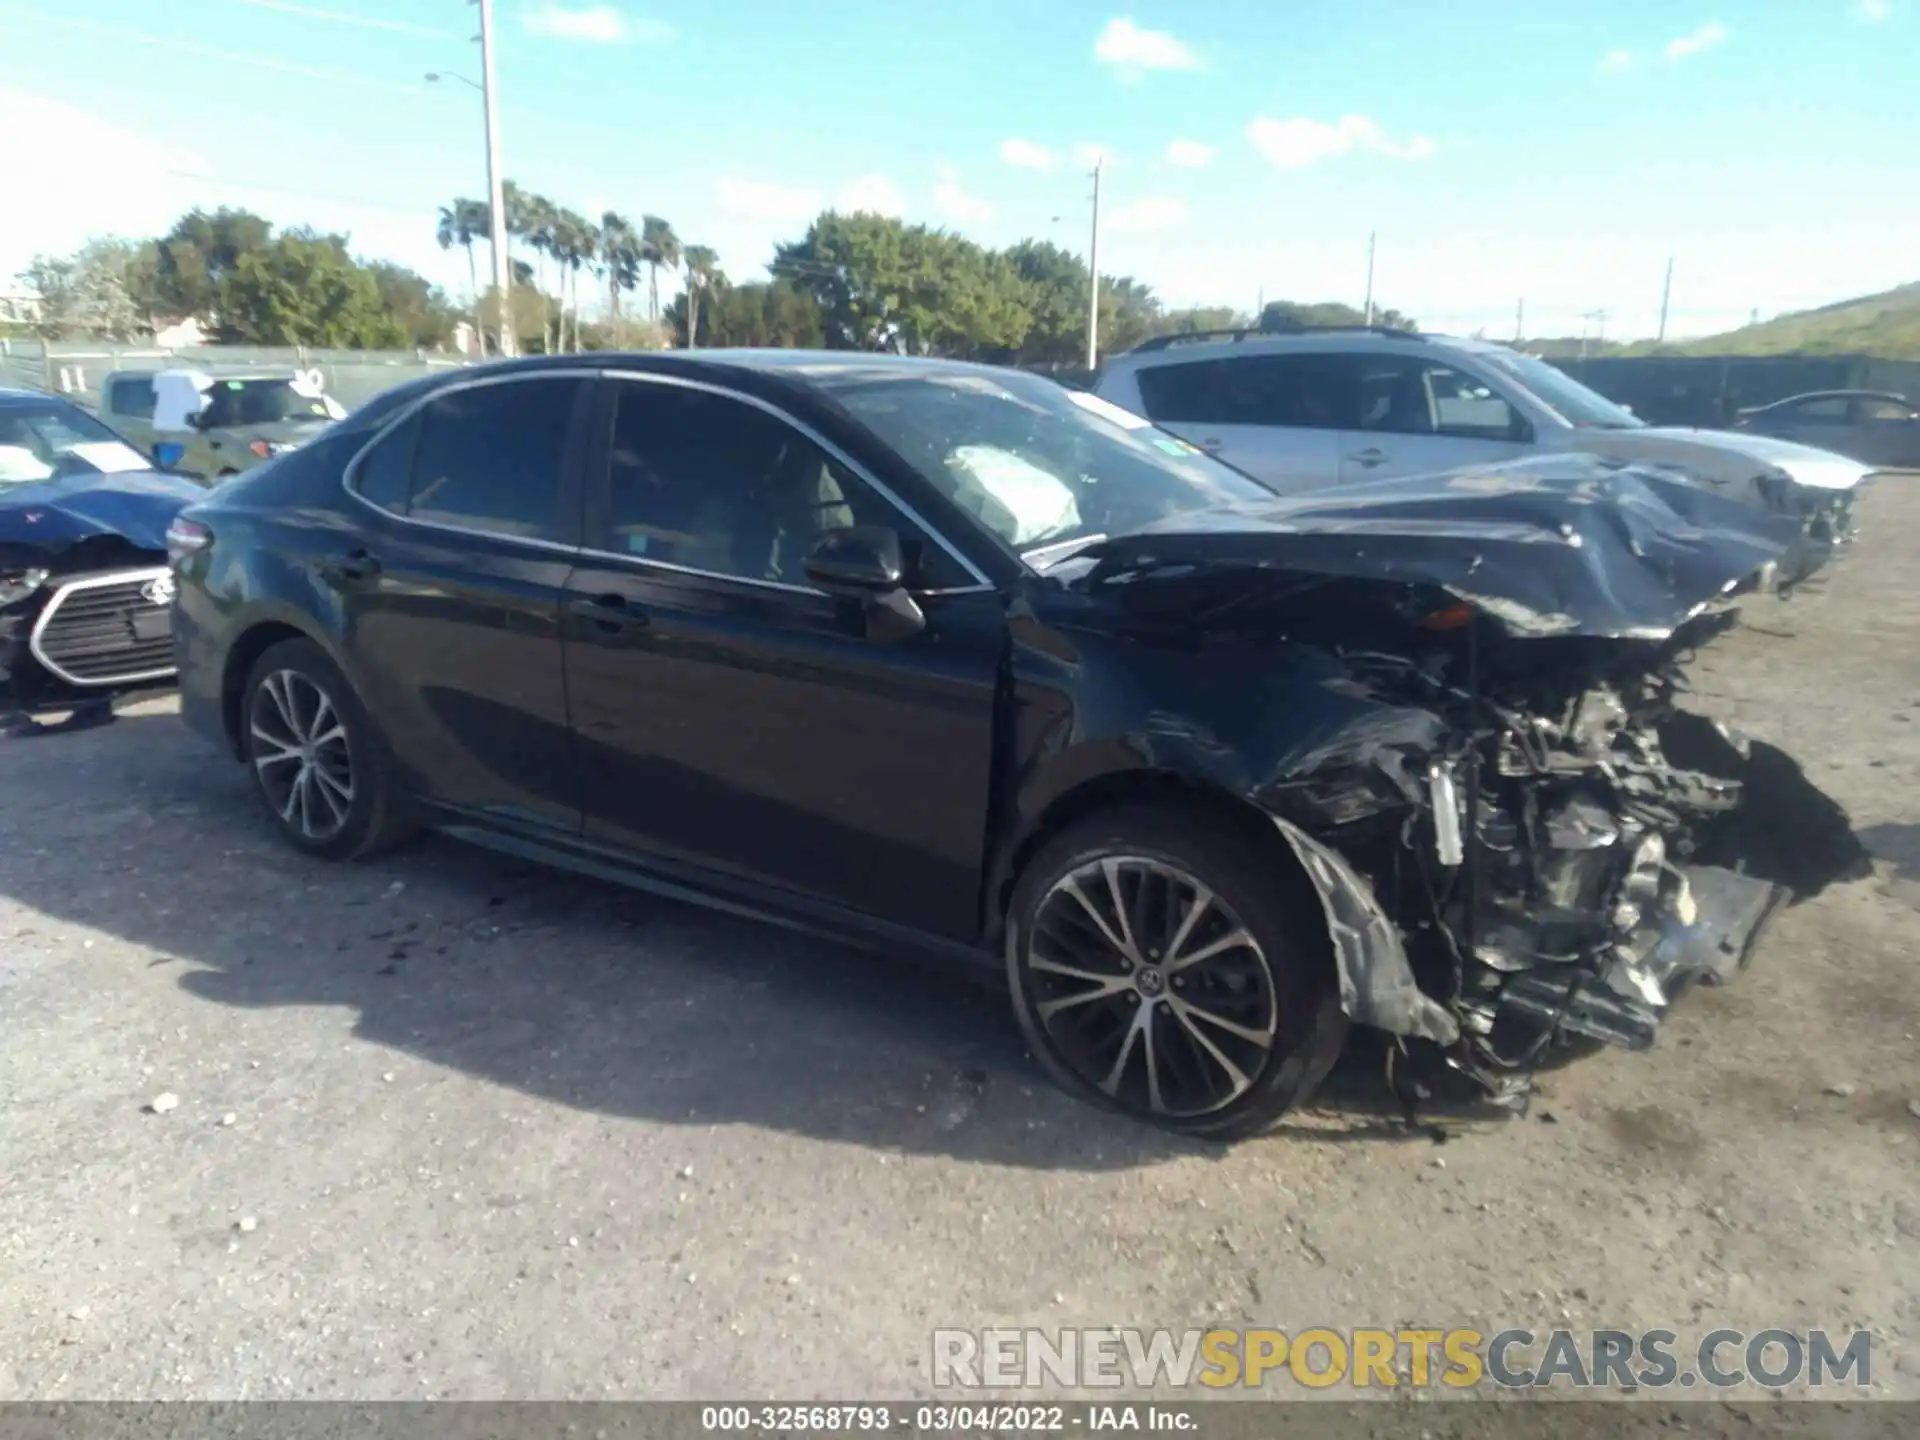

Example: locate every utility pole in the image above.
[477,0,514,356]
[1579,308,1609,359]
[1514,297,1524,344]
[1656,257,1674,344]
[1085,158,1102,371]
[1362,231,1376,325]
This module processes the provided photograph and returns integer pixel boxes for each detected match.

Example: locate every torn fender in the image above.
[1270,814,1460,1046]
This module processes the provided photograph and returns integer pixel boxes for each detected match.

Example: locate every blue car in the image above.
[0,388,204,730]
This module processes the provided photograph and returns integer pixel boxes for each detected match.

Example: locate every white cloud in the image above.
[999,138,1056,170]
[1856,0,1892,19]
[1246,115,1435,169]
[1598,49,1634,73]
[933,167,994,224]
[1163,138,1215,168]
[836,173,905,217]
[522,4,672,43]
[1664,21,1727,60]
[1094,17,1200,75]
[714,176,823,223]
[1072,142,1117,170]
[1105,196,1189,235]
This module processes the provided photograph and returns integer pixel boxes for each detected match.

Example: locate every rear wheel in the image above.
[1006,805,1347,1140]
[241,638,409,860]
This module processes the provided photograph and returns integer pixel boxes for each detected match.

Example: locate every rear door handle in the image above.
[325,547,381,582]
[1347,447,1386,467]
[568,593,647,633]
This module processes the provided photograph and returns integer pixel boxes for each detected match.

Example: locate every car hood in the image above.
[0,469,205,561]
[1066,453,1804,641]
[1548,425,1872,490]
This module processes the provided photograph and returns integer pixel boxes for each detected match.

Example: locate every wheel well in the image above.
[220,621,310,757]
[987,771,1327,952]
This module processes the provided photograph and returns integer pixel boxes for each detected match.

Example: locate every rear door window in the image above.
[353,377,587,541]
[1136,353,1353,429]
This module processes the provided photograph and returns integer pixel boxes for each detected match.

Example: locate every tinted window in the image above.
[1355,359,1523,440]
[351,409,419,513]
[598,381,962,588]
[1787,396,1850,420]
[1135,354,1352,429]
[1860,397,1918,422]
[407,378,584,540]
[108,376,155,419]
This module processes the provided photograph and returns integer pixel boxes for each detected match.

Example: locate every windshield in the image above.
[1480,350,1644,430]
[200,378,344,428]
[0,403,153,485]
[814,367,1274,560]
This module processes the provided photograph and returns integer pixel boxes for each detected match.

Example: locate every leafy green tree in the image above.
[367,261,461,348]
[1258,299,1418,332]
[21,239,159,340]
[214,230,406,347]
[773,211,1030,358]
[670,278,823,348]
[639,215,681,322]
[152,207,273,321]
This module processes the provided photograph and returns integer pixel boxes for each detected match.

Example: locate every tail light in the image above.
[166,516,213,564]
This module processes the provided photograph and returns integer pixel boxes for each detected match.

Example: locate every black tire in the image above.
[240,637,410,861]
[1005,804,1348,1140]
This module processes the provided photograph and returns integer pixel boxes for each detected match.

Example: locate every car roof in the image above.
[1749,389,1908,409]
[1103,330,1507,368]
[0,387,80,408]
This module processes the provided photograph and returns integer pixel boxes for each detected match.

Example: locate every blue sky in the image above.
[2,0,1914,338]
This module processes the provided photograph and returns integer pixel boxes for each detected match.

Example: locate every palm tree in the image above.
[681,245,719,347]
[503,183,560,352]
[599,211,643,326]
[436,197,490,352]
[551,210,598,352]
[639,215,680,323]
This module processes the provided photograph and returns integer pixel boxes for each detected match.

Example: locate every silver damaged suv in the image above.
[1094,328,1872,565]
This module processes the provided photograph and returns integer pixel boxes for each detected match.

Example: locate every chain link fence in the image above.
[0,338,471,413]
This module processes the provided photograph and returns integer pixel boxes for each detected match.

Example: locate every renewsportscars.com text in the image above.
[931,1327,1873,1391]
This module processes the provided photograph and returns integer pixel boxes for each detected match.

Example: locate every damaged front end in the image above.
[1072,455,1867,1102]
[1,471,201,719]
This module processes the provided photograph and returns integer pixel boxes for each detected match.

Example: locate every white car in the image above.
[1093,328,1871,573]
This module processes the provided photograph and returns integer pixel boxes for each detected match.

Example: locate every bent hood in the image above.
[1550,426,1872,491]
[0,469,205,560]
[1073,454,1804,641]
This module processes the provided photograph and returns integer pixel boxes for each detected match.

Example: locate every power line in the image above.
[227,0,459,38]
[164,168,434,217]
[3,11,429,95]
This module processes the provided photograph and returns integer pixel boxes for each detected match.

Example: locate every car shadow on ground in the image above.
[0,711,1635,1168]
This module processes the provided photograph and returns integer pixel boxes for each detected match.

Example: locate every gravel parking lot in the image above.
[2,485,1916,1410]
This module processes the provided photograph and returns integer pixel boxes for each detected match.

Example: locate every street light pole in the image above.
[1085,157,1102,372]
[476,0,514,356]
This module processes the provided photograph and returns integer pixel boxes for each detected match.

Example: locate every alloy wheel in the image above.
[249,669,356,843]
[1026,857,1279,1118]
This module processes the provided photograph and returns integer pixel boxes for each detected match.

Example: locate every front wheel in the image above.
[241,637,408,861]
[1006,805,1348,1140]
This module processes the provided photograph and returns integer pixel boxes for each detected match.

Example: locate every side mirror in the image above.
[805,524,905,592]
[804,525,925,643]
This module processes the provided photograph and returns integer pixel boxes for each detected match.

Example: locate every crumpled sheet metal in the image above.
[1271,814,1461,1045]
[1082,454,1807,641]
[0,470,203,561]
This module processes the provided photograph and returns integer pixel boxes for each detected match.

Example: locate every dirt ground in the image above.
[1,483,1916,1415]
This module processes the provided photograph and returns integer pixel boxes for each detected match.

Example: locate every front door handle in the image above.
[324,547,381,582]
[1347,447,1386,468]
[569,593,647,634]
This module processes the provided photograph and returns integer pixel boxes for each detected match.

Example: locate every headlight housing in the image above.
[0,567,50,607]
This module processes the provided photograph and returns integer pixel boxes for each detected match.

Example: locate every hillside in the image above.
[1638,281,1920,358]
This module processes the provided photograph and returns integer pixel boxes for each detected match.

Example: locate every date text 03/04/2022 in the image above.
[700,1404,1197,1432]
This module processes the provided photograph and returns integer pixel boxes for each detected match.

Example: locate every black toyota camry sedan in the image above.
[169,352,1855,1137]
